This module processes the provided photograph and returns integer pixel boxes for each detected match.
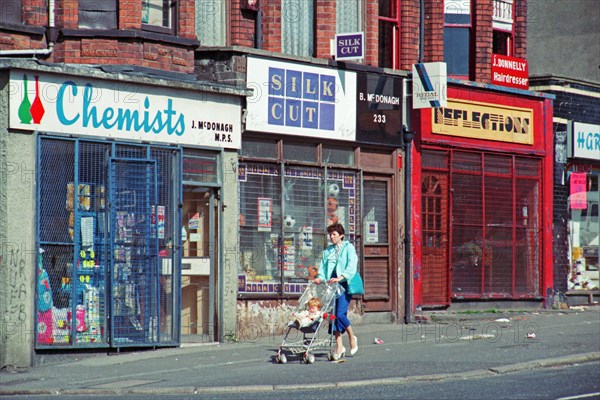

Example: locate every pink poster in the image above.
[570,173,587,209]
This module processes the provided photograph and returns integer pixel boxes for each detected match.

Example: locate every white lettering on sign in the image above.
[493,72,529,86]
[492,57,527,71]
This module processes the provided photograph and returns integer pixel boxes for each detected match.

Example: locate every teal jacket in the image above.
[317,240,358,284]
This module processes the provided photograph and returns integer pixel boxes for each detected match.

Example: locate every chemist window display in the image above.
[238,163,359,295]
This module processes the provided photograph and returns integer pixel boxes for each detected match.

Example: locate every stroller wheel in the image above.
[302,353,314,364]
[277,353,287,364]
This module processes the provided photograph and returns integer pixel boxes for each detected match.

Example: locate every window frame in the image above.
[492,0,515,56]
[377,0,401,69]
[0,0,22,25]
[443,0,473,79]
[142,0,178,35]
[238,138,359,298]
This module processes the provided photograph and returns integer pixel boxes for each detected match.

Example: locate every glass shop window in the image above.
[569,174,599,291]
[238,162,359,296]
[183,149,219,184]
[322,146,355,166]
[241,138,278,159]
[283,141,318,163]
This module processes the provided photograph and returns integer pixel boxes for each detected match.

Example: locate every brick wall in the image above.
[231,0,258,47]
[1,0,197,74]
[553,125,570,298]
[400,0,420,69]
[474,0,493,83]
[417,0,527,82]
[364,0,379,66]
[23,0,48,26]
[259,0,282,53]
[423,0,444,62]
[315,0,336,59]
[513,0,527,59]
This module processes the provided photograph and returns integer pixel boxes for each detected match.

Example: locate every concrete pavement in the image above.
[1,307,599,396]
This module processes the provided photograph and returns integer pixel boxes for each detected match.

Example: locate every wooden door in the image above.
[362,176,395,312]
[421,173,449,306]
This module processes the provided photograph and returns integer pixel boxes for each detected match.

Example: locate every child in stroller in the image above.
[276,281,341,364]
[290,297,321,329]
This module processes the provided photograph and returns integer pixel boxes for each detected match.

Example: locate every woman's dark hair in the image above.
[327,223,345,238]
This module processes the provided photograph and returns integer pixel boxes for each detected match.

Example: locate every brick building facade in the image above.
[1,0,559,369]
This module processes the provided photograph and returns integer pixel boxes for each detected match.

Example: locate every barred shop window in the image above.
[238,161,360,296]
[444,0,472,77]
[79,0,117,29]
[0,0,21,24]
[450,152,542,297]
[378,0,400,69]
[142,0,177,34]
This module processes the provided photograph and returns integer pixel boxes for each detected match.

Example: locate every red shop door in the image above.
[421,173,450,306]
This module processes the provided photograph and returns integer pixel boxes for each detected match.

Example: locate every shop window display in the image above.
[238,163,359,295]
[36,138,180,348]
[568,174,599,290]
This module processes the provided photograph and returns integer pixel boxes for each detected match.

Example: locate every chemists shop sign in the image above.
[9,71,241,149]
[245,57,357,141]
[432,100,534,145]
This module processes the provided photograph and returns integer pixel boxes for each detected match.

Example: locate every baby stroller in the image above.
[275,281,341,364]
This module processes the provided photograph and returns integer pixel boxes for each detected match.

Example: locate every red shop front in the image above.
[411,83,554,309]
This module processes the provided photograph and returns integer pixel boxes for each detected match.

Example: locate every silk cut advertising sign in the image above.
[245,57,357,141]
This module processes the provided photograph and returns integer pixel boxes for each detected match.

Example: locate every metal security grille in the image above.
[110,159,158,345]
[151,147,181,343]
[36,137,180,349]
[421,149,542,303]
[238,162,360,295]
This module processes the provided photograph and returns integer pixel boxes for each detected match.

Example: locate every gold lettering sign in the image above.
[431,100,534,145]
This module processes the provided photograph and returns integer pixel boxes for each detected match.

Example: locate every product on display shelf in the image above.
[66,183,75,211]
[52,307,70,343]
[84,285,102,342]
[37,309,53,344]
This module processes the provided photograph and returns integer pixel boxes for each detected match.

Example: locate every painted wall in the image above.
[0,71,37,369]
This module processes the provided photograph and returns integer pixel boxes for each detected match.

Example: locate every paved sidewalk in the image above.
[1,308,599,396]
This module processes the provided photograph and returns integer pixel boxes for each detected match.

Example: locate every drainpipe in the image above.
[0,0,55,56]
[419,0,425,62]
[403,126,414,324]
